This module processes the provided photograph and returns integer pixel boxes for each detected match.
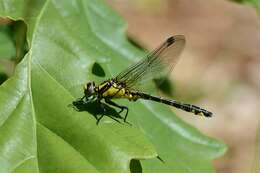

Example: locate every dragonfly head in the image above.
[84,82,96,98]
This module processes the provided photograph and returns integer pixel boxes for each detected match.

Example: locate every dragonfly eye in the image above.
[84,82,96,96]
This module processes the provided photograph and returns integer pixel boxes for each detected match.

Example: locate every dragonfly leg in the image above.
[96,99,106,125]
[96,114,103,125]
[104,98,129,122]
[94,99,124,124]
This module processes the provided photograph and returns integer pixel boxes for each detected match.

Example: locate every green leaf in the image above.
[245,0,260,12]
[0,0,227,173]
[231,0,260,12]
[12,21,28,63]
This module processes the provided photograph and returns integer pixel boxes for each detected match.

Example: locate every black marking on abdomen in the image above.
[166,36,175,46]
[135,92,212,117]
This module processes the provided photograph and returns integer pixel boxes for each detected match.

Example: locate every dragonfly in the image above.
[76,35,212,123]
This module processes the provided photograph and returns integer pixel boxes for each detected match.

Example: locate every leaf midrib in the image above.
[27,1,50,172]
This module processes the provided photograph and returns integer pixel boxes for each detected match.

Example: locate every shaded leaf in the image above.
[0,26,15,59]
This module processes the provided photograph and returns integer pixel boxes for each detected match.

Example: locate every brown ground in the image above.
[107,0,260,173]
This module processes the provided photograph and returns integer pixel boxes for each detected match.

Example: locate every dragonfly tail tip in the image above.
[166,36,175,46]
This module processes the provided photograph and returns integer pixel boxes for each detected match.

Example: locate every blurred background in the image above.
[0,0,259,172]
[106,0,260,173]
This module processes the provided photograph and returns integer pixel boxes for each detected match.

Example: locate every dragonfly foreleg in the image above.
[96,99,106,125]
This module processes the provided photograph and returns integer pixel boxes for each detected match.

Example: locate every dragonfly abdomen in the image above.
[136,92,212,117]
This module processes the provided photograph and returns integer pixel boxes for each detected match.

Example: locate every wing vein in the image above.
[115,35,186,90]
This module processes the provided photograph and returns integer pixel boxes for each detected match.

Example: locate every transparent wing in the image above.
[115,35,186,89]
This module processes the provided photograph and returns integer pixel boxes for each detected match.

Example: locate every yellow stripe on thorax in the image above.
[100,83,138,101]
[102,86,126,98]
